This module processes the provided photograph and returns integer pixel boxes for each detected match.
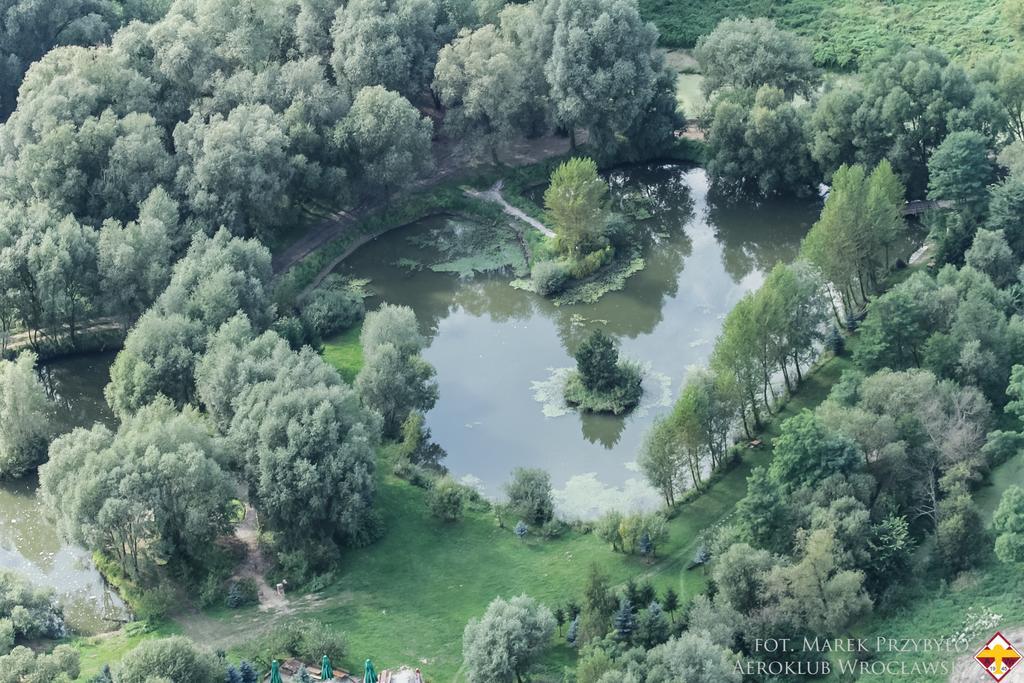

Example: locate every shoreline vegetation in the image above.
[2,0,1024,679]
[71,336,855,681]
[564,330,645,415]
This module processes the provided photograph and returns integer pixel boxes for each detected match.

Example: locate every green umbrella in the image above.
[321,654,333,681]
[363,659,378,683]
[270,660,284,683]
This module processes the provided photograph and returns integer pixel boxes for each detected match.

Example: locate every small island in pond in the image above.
[564,330,643,415]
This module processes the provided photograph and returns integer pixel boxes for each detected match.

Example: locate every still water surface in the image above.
[6,165,820,629]
[336,165,819,517]
[0,353,128,634]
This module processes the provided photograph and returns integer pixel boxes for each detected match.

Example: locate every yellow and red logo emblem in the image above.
[975,632,1022,682]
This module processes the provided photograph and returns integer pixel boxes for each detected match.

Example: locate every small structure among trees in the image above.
[564,330,643,414]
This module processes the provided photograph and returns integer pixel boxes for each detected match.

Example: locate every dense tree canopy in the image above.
[338,85,434,194]
[695,17,818,98]
[705,86,814,197]
[39,399,236,576]
[0,352,53,478]
[197,315,381,551]
[546,0,673,154]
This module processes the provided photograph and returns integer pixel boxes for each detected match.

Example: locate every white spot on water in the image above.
[553,473,661,521]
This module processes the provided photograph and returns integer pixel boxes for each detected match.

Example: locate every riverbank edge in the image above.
[273,139,706,309]
[65,328,853,682]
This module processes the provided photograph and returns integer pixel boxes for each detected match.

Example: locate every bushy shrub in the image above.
[568,247,612,280]
[133,582,178,621]
[115,637,221,683]
[532,260,570,296]
[982,431,1024,467]
[0,570,66,643]
[197,575,222,608]
[392,459,435,488]
[428,477,467,522]
[225,579,260,608]
[244,619,347,671]
[301,276,365,339]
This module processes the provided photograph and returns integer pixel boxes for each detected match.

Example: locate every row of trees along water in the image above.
[516,17,1024,683]
[4,3,1024,683]
[0,0,679,357]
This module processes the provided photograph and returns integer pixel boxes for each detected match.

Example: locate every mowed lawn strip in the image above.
[322,325,364,382]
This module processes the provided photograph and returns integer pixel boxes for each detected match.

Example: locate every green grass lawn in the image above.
[642,0,1019,67]
[146,351,851,683]
[74,622,182,680]
[68,349,854,682]
[322,325,364,382]
[675,73,705,119]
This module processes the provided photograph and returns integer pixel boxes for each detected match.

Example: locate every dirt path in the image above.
[271,131,581,278]
[234,504,290,613]
[463,180,555,238]
[3,318,122,355]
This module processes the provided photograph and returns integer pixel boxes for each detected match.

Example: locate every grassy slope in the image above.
[322,325,364,383]
[74,622,182,680]
[642,0,1018,67]
[161,352,847,683]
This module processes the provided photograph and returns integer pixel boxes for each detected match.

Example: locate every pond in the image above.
[0,353,129,634]
[335,165,821,518]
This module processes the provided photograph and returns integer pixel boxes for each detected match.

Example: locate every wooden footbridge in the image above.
[902,199,954,216]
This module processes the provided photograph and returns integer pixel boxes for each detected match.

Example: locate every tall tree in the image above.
[705,86,814,197]
[97,189,176,329]
[104,312,204,419]
[39,399,235,575]
[462,595,556,683]
[433,25,536,159]
[330,0,443,99]
[173,104,296,238]
[545,0,666,153]
[544,157,609,259]
[711,294,763,434]
[355,304,438,437]
[993,485,1024,563]
[927,130,996,219]
[337,86,433,195]
[505,467,554,526]
[157,228,274,333]
[695,17,818,98]
[0,352,54,478]
[638,417,683,506]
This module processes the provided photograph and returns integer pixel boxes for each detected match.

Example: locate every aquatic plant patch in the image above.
[407,217,529,277]
[549,254,646,306]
